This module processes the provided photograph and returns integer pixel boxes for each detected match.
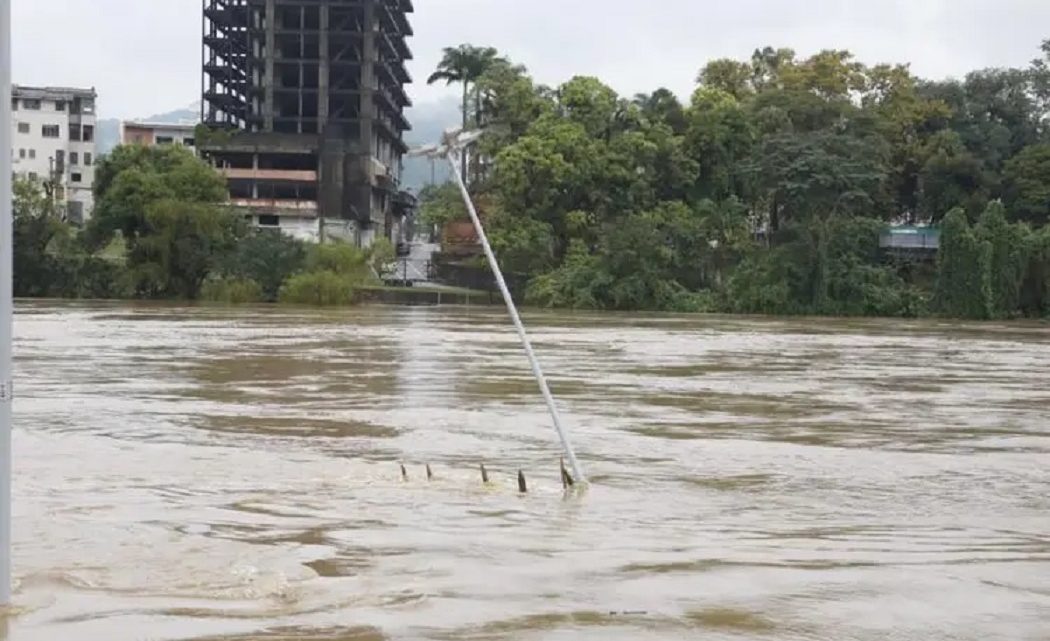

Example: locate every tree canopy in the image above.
[421,39,1050,318]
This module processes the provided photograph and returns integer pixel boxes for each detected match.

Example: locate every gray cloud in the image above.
[12,0,1050,120]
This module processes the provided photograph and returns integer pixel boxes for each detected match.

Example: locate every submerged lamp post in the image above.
[0,0,14,604]
[410,129,587,484]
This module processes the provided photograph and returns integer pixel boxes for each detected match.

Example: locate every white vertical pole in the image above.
[0,0,14,605]
[445,151,586,484]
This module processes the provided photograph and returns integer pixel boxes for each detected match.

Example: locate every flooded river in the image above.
[4,302,1049,640]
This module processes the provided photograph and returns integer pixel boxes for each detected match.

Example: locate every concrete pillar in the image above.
[264,0,276,131]
[358,0,377,225]
[318,2,329,127]
[298,5,305,134]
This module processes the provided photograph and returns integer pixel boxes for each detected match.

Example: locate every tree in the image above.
[557,76,620,139]
[976,201,1029,317]
[633,88,688,135]
[935,209,992,319]
[697,59,754,99]
[85,145,233,300]
[1003,144,1050,225]
[863,64,953,221]
[750,46,797,92]
[919,131,989,223]
[748,128,889,234]
[427,44,506,183]
[12,177,69,297]
[477,59,555,141]
[1020,225,1050,316]
[88,144,227,248]
[685,89,754,201]
[217,229,307,302]
[126,200,241,299]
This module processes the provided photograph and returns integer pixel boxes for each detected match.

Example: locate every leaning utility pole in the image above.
[411,130,587,484]
[0,0,15,605]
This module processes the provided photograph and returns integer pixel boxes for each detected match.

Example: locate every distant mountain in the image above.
[95,97,461,193]
[402,96,461,192]
[96,119,121,155]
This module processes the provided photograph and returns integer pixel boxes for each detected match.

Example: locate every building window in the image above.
[183,138,195,147]
[258,214,280,227]
[56,150,65,164]
[71,173,82,183]
[10,98,17,111]
[55,100,66,111]
[83,125,95,142]
[42,125,60,138]
[23,99,41,110]
[69,124,81,141]
[70,152,79,165]
[84,153,93,166]
[28,149,36,159]
[156,136,174,145]
[28,172,38,181]
[18,149,25,159]
[17,122,29,134]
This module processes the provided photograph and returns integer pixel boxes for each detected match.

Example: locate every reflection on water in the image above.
[5,301,1050,640]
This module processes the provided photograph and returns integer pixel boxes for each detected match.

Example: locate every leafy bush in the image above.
[306,243,373,281]
[278,271,357,306]
[215,229,306,301]
[201,277,264,304]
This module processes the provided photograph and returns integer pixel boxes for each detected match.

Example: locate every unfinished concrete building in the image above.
[200,0,414,244]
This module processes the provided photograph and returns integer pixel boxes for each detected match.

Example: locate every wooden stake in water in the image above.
[445,146,587,485]
[561,458,575,490]
[0,0,14,605]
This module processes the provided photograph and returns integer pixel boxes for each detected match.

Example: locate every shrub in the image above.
[306,243,372,280]
[278,270,357,306]
[201,277,264,304]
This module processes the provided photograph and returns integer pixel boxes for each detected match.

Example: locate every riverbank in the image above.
[358,285,496,307]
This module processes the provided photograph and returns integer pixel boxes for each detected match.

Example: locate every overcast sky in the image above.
[11,0,1050,120]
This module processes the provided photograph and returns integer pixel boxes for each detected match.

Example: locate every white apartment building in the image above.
[11,86,98,223]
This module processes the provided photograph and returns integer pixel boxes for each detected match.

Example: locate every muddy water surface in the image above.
[5,302,1050,640]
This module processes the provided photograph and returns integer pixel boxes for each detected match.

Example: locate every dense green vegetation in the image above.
[12,42,1050,319]
[13,145,393,306]
[422,40,1050,318]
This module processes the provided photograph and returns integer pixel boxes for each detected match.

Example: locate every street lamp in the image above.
[409,128,587,484]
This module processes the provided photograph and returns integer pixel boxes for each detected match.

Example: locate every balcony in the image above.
[230,198,319,217]
[220,168,318,182]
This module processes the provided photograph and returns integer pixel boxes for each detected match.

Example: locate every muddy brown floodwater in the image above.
[2,301,1049,640]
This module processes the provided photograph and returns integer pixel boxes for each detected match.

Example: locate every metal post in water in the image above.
[0,0,14,605]
[445,147,586,484]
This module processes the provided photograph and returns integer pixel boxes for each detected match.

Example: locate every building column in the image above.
[264,0,276,131]
[358,0,377,225]
[318,2,330,127]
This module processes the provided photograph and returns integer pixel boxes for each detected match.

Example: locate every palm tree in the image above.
[427,45,504,183]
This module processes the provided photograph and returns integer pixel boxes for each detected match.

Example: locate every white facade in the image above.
[10,86,98,223]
